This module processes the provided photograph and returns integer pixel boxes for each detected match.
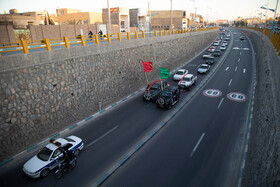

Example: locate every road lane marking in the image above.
[238,58,240,62]
[228,79,232,86]
[225,67,229,71]
[235,66,238,71]
[217,98,224,109]
[240,52,242,55]
[190,133,205,157]
[227,92,248,102]
[243,69,246,73]
[85,126,119,149]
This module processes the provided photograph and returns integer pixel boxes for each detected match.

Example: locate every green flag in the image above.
[160,68,171,79]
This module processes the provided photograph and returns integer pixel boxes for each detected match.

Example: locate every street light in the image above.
[107,0,111,34]
[261,6,275,12]
[260,0,279,39]
[170,0,173,30]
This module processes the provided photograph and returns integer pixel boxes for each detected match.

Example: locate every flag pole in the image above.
[140,60,150,84]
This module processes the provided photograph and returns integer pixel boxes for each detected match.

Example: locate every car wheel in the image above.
[74,149,80,157]
[188,86,192,91]
[41,169,50,177]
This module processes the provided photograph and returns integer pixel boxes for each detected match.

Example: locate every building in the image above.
[149,10,204,30]
[129,8,149,31]
[246,18,260,27]
[188,13,204,28]
[102,7,130,32]
[53,8,102,25]
[0,9,47,29]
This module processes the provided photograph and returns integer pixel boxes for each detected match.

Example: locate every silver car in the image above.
[198,64,210,74]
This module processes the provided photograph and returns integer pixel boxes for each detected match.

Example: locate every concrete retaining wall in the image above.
[0,30,218,161]
[241,29,280,186]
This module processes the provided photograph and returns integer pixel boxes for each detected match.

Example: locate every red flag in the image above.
[142,61,153,72]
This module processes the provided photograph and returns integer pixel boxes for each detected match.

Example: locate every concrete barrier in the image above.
[241,29,280,186]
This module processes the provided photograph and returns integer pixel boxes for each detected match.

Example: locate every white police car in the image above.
[23,135,84,178]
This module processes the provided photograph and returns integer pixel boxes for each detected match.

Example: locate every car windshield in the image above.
[64,137,75,142]
[162,91,172,97]
[183,77,191,82]
[151,84,159,90]
[176,71,184,75]
[199,66,207,69]
[37,147,52,161]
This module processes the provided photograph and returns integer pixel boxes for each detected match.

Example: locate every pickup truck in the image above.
[178,74,197,91]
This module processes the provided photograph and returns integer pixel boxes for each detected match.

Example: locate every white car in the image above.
[173,69,188,81]
[178,74,197,90]
[203,52,214,59]
[222,42,228,46]
[23,135,84,178]
[220,45,226,51]
[213,42,219,46]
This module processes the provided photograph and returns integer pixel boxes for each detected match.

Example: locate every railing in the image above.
[0,27,219,57]
[246,27,280,56]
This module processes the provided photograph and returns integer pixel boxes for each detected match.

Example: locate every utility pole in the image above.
[170,0,173,30]
[107,0,111,34]
[194,7,197,31]
[149,0,152,37]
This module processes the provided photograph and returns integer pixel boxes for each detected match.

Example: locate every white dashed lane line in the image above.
[217,98,224,109]
[228,79,232,86]
[190,133,205,157]
[235,66,238,71]
[85,126,119,149]
[238,58,240,62]
[243,69,246,73]
[225,67,229,71]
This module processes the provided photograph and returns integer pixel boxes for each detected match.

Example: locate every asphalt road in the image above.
[0,28,254,187]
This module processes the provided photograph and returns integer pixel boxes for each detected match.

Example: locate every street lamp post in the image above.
[194,7,197,31]
[149,0,152,37]
[107,0,111,34]
[170,0,173,30]
[261,0,279,39]
[271,0,279,39]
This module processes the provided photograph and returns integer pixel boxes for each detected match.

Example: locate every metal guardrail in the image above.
[0,27,219,57]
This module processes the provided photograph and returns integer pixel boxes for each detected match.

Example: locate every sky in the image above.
[0,0,279,21]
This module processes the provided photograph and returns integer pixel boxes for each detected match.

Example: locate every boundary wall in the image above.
[0,30,218,162]
[241,29,280,186]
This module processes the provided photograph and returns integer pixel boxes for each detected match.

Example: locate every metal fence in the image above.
[246,27,280,56]
[0,27,218,57]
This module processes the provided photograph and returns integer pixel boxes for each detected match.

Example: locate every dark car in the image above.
[213,51,221,57]
[206,59,215,65]
[143,80,168,102]
[240,36,245,40]
[156,86,180,109]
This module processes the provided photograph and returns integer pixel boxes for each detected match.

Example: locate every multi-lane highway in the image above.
[0,28,255,187]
